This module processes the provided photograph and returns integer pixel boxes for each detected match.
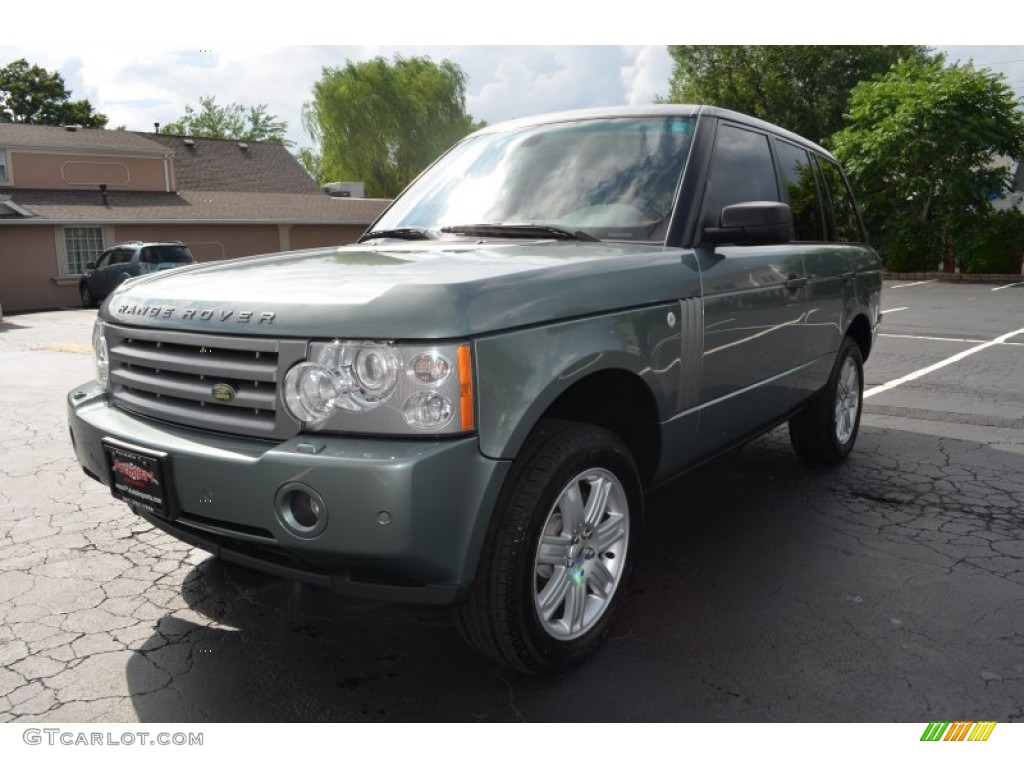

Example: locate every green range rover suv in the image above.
[68,106,881,673]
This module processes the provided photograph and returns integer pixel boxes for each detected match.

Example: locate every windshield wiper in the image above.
[359,227,435,243]
[439,223,600,242]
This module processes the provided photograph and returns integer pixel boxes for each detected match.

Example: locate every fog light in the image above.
[274,483,328,538]
[291,492,322,528]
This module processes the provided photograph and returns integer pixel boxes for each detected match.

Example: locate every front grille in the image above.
[107,326,306,439]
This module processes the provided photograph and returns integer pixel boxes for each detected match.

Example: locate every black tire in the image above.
[454,419,642,674]
[789,336,864,463]
[80,284,97,308]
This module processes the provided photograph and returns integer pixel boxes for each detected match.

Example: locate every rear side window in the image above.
[775,140,825,241]
[701,124,779,233]
[141,246,193,265]
[816,158,863,243]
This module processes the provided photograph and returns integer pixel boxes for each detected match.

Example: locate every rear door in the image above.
[774,139,843,372]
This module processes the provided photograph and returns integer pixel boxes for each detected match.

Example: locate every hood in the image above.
[101,241,700,338]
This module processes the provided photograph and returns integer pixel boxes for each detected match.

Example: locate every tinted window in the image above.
[701,124,779,232]
[776,140,825,241]
[141,246,193,264]
[817,158,863,243]
[110,248,133,265]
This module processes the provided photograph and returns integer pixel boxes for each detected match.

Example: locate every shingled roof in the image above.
[0,125,390,226]
[5,189,388,224]
[0,123,169,154]
[138,132,322,194]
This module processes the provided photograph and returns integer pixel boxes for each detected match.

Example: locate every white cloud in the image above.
[3,44,1020,155]
[620,46,674,104]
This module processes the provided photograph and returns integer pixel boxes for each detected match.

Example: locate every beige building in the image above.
[0,124,389,312]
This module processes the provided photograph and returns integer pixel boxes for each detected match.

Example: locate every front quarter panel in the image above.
[474,305,683,460]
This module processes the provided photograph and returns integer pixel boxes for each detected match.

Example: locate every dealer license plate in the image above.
[103,439,170,517]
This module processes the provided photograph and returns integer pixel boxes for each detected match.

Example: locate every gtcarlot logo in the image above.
[920,722,997,742]
[22,729,203,747]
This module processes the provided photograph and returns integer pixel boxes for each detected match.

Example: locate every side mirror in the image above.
[703,201,793,246]
[85,262,97,270]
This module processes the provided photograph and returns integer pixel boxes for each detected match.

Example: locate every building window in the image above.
[64,227,105,275]
[0,149,8,182]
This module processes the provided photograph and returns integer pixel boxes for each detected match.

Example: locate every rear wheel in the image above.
[789,336,864,463]
[454,420,641,674]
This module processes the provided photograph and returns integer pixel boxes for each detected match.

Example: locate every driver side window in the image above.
[700,124,779,233]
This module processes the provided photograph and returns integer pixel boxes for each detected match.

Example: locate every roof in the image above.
[0,123,169,155]
[0,125,389,226]
[1,189,389,225]
[138,132,322,194]
[474,104,833,158]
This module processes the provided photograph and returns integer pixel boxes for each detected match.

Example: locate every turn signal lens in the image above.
[457,344,474,431]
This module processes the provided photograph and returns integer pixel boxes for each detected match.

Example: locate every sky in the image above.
[2,5,1022,155]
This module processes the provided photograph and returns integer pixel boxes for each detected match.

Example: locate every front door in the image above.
[693,122,812,453]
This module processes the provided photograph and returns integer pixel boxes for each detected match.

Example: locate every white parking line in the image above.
[991,281,1024,292]
[879,332,1024,347]
[889,279,937,289]
[865,326,1024,399]
[880,307,908,314]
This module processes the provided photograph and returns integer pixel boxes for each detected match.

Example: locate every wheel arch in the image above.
[473,305,680,483]
[537,369,661,486]
[846,312,873,362]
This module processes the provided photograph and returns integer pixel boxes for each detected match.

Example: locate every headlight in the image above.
[92,320,109,389]
[282,340,473,434]
[282,362,342,427]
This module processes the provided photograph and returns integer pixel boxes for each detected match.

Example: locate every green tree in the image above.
[0,58,107,127]
[832,59,1024,272]
[665,46,933,143]
[302,55,482,197]
[163,95,291,146]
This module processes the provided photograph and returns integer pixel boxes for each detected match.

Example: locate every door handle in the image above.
[785,276,807,290]
[841,271,855,282]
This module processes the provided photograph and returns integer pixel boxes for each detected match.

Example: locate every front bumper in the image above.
[67,381,510,604]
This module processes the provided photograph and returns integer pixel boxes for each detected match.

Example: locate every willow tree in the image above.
[301,56,481,198]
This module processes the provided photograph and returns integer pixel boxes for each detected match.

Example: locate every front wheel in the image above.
[789,336,864,463]
[80,284,96,308]
[454,420,641,674]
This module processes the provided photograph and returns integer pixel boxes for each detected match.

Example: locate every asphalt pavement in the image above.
[1,278,1022,722]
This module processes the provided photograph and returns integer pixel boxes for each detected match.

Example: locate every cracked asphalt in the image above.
[1,280,1022,722]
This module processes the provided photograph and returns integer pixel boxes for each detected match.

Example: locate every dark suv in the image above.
[80,242,194,308]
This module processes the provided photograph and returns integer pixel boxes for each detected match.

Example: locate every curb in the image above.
[883,272,1023,285]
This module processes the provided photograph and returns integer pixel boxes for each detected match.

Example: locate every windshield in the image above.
[371,116,695,243]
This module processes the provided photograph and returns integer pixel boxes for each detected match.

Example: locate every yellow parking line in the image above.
[43,343,92,354]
